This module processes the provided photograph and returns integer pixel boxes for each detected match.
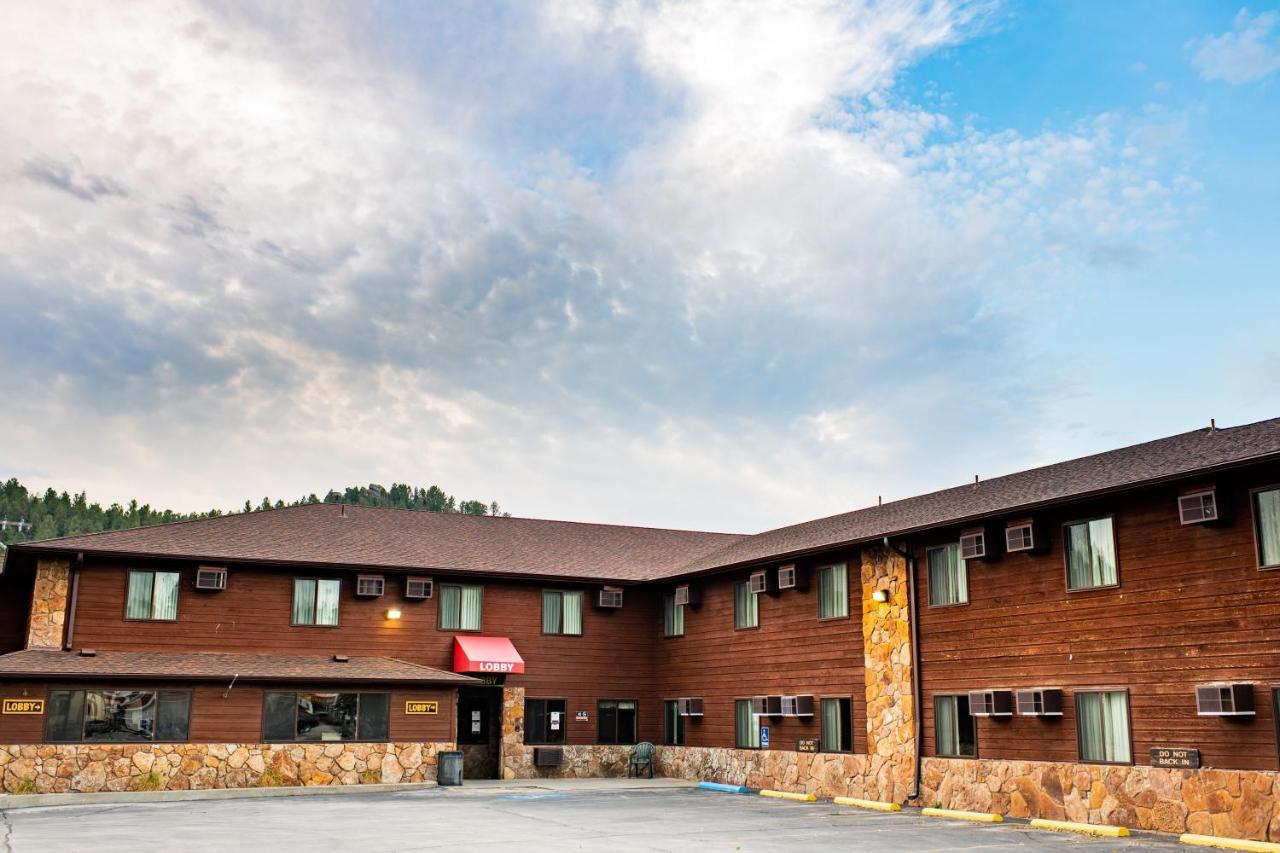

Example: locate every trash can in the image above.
[437,750,464,786]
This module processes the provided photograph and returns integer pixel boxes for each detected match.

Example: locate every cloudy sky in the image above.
[1,1,1277,533]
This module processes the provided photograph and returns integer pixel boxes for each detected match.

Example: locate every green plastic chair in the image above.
[628,741,656,778]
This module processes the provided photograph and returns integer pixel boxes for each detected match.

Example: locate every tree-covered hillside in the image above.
[0,479,509,550]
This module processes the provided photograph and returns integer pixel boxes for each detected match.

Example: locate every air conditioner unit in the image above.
[356,575,385,597]
[673,584,701,607]
[1005,521,1044,553]
[780,695,815,717]
[777,564,797,589]
[1015,688,1063,717]
[677,697,704,717]
[405,577,433,600]
[968,689,1014,717]
[597,587,624,608]
[959,530,987,560]
[195,567,227,591]
[533,746,563,767]
[1179,490,1219,525]
[749,570,769,595]
[752,695,782,716]
[1196,683,1254,716]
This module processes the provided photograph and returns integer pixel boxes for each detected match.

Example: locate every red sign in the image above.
[453,636,525,675]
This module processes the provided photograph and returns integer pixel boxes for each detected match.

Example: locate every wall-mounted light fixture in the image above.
[386,608,402,620]
[871,589,889,604]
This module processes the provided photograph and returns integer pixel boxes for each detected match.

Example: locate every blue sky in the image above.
[0,1,1276,532]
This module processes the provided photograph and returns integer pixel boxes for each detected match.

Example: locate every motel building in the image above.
[1,418,1280,842]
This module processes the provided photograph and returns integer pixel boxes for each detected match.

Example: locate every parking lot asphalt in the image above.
[0,783,1191,852]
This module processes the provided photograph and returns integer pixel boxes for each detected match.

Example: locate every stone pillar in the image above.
[26,558,71,649]
[860,544,916,803]
[500,686,525,779]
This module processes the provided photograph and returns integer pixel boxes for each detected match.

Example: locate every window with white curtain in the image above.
[734,698,761,748]
[927,545,968,606]
[733,580,758,629]
[542,590,583,635]
[820,697,852,752]
[1065,517,1119,590]
[934,694,976,757]
[663,593,684,637]
[1254,488,1280,569]
[125,570,180,620]
[1076,690,1131,763]
[291,578,340,626]
[817,563,849,619]
[439,583,483,631]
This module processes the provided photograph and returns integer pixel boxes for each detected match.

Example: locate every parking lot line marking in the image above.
[921,807,1003,823]
[1029,818,1128,837]
[832,797,901,811]
[759,789,817,802]
[1179,834,1280,852]
[696,781,749,794]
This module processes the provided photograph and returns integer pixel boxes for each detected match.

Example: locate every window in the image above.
[735,698,761,748]
[817,563,849,619]
[1065,517,1119,590]
[262,691,388,742]
[1255,488,1280,569]
[820,697,852,753]
[734,580,758,629]
[292,578,341,626]
[524,698,567,744]
[663,700,685,746]
[45,689,191,743]
[125,570,180,620]
[541,590,583,635]
[439,584,483,631]
[598,700,637,744]
[934,694,976,757]
[1076,690,1131,764]
[927,544,968,606]
[663,593,685,637]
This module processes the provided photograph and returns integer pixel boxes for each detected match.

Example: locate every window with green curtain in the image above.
[441,584,483,630]
[1076,691,1130,763]
[1255,488,1280,568]
[818,564,848,618]
[292,578,340,626]
[733,580,758,629]
[542,591,583,635]
[927,545,968,606]
[1065,517,1118,589]
[125,570,180,620]
[735,698,760,748]
[934,694,976,757]
[820,697,851,752]
[663,594,684,637]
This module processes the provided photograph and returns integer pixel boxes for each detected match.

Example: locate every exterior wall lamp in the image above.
[871,589,889,604]
[386,608,402,620]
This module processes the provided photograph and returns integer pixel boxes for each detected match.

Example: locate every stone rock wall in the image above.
[0,741,452,794]
[860,544,915,803]
[656,746,873,798]
[922,757,1280,842]
[498,686,635,779]
[26,558,70,649]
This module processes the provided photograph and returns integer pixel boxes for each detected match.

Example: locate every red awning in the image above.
[453,636,525,675]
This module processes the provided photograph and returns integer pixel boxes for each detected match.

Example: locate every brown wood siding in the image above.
[652,553,868,754]
[0,566,34,654]
[67,566,658,745]
[0,681,456,743]
[913,465,1280,771]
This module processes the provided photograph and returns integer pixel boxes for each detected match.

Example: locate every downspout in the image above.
[883,537,922,801]
[63,552,83,651]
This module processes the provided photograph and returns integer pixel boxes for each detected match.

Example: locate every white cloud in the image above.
[0,0,1193,531]
[1190,8,1280,84]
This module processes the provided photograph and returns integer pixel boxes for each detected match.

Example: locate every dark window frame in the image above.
[523,697,568,745]
[663,593,685,638]
[1073,687,1134,766]
[662,699,685,746]
[123,569,182,622]
[437,582,484,632]
[290,577,342,628]
[925,544,969,609]
[1062,514,1121,593]
[820,696,853,753]
[596,698,638,745]
[816,563,851,621]
[933,693,977,758]
[1250,485,1280,571]
[44,686,192,744]
[540,589,584,637]
[733,579,759,631]
[259,690,390,743]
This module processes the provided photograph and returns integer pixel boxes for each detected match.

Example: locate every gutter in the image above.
[883,536,922,802]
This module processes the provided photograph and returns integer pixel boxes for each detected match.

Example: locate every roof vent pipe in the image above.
[340,504,347,518]
[1210,418,1216,433]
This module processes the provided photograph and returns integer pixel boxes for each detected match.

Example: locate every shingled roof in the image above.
[11,504,743,583]
[0,649,475,683]
[669,417,1280,576]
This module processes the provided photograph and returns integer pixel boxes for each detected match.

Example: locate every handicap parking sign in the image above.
[760,726,770,748]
